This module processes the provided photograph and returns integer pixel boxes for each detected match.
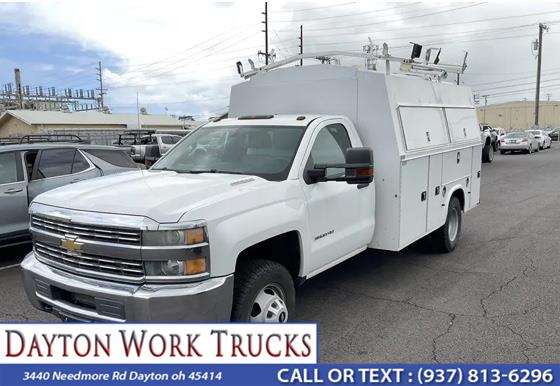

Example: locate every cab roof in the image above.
[208,114,336,127]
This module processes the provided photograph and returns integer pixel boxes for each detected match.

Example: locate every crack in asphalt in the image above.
[480,275,518,318]
[431,313,456,364]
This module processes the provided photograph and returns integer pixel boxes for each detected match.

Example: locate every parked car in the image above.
[545,128,559,142]
[480,124,498,163]
[527,129,551,150]
[22,56,481,323]
[0,141,139,247]
[500,132,539,154]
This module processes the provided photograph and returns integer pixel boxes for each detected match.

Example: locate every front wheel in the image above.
[434,196,462,253]
[231,260,295,322]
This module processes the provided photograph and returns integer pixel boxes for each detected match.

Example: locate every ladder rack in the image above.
[236,46,468,82]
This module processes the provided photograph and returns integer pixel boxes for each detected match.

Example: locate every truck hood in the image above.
[33,170,271,223]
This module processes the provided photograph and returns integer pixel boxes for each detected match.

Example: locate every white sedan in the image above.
[500,132,540,154]
[527,129,552,150]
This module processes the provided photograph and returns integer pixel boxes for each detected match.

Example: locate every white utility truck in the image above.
[22,47,481,323]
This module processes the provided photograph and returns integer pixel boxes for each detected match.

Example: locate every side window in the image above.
[72,151,90,173]
[83,149,137,168]
[34,148,76,179]
[309,124,352,178]
[0,152,22,185]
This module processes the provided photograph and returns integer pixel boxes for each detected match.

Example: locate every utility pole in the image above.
[14,68,23,109]
[299,25,303,66]
[136,92,141,131]
[258,2,269,65]
[482,95,488,123]
[96,61,106,111]
[534,23,549,127]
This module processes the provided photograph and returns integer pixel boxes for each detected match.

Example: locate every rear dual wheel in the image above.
[434,196,462,253]
[482,144,494,163]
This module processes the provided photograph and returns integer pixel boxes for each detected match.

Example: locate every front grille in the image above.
[31,215,142,245]
[35,241,144,280]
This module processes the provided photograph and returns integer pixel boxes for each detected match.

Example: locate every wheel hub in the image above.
[250,285,288,323]
[448,207,459,242]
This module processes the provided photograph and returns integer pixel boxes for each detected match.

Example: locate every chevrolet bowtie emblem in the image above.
[61,235,83,252]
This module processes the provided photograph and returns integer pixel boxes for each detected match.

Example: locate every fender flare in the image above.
[444,184,465,211]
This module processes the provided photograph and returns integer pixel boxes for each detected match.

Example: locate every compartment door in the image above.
[470,146,482,209]
[427,154,445,233]
[399,157,429,247]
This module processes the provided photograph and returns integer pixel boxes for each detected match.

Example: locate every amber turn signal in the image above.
[185,228,205,245]
[185,257,207,275]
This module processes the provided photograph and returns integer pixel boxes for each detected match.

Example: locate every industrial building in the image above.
[477,100,560,130]
[0,110,192,145]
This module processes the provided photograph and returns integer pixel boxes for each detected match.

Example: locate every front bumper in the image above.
[22,252,233,322]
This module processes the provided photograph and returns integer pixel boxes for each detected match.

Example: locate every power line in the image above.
[269,2,356,13]
[391,30,560,49]
[296,21,552,49]
[469,69,560,86]
[278,7,560,38]
[294,20,548,48]
[269,2,421,23]
[116,23,259,73]
[475,76,560,93]
[280,3,488,32]
[486,83,560,97]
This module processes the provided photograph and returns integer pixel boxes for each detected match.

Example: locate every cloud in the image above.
[1,1,560,116]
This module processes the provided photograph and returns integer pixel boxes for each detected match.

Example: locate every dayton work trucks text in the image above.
[22,48,482,322]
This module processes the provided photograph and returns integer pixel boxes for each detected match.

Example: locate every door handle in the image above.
[4,188,23,194]
[70,179,81,184]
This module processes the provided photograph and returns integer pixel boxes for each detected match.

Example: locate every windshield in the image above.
[528,130,541,135]
[506,133,525,138]
[152,125,305,181]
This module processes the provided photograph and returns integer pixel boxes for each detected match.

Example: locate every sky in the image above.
[1,1,560,119]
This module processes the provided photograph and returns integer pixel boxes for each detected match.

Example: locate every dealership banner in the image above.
[0,324,558,385]
[0,323,317,364]
[0,364,558,385]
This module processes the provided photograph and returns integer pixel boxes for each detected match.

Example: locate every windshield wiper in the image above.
[152,167,179,172]
[186,169,246,175]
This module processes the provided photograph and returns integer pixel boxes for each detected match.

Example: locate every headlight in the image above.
[142,227,206,246]
[144,256,208,277]
[142,224,209,280]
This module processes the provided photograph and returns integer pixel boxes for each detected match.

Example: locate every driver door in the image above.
[301,121,374,275]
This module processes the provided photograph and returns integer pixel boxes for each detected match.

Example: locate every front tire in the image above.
[231,259,295,322]
[434,196,462,253]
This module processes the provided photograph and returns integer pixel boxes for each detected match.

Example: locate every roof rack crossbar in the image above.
[237,49,467,80]
[18,134,86,144]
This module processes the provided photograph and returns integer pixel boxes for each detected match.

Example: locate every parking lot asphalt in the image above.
[1,146,559,363]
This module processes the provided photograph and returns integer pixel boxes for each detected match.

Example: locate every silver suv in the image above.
[0,142,138,247]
